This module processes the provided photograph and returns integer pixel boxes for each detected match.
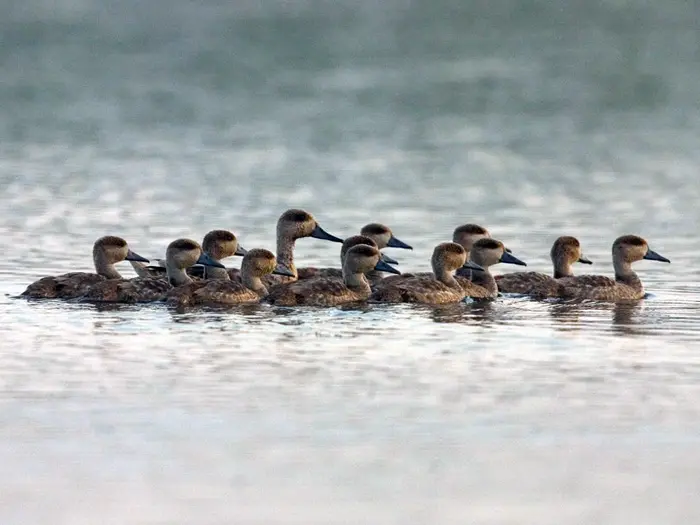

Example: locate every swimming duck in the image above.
[532,235,670,301]
[265,208,344,285]
[296,235,399,283]
[496,236,592,295]
[266,244,400,306]
[132,230,247,280]
[81,239,224,303]
[21,236,149,299]
[359,223,412,282]
[168,248,294,307]
[452,224,491,261]
[370,242,484,304]
[458,238,527,299]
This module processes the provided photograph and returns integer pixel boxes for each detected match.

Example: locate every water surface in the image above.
[2,1,700,523]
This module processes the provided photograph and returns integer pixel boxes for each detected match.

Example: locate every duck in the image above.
[457,238,527,299]
[266,244,400,306]
[265,208,344,285]
[167,248,295,307]
[80,239,224,303]
[496,236,592,295]
[359,223,412,282]
[532,235,670,301]
[21,236,149,299]
[370,242,484,304]
[452,223,492,261]
[132,230,247,280]
[296,235,399,283]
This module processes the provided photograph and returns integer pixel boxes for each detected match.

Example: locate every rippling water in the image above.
[2,1,700,523]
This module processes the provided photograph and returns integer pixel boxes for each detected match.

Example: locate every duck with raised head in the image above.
[359,223,412,282]
[265,208,344,285]
[296,235,399,283]
[81,239,224,303]
[496,236,592,295]
[21,236,149,299]
[457,238,527,299]
[132,229,247,280]
[266,244,400,306]
[169,248,294,307]
[370,242,484,304]
[532,235,670,301]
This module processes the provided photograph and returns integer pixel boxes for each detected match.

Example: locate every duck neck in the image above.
[166,262,193,287]
[241,262,268,296]
[432,263,459,288]
[468,254,497,295]
[552,253,574,279]
[93,251,122,279]
[614,259,641,287]
[276,235,297,278]
[342,269,370,291]
[204,264,230,280]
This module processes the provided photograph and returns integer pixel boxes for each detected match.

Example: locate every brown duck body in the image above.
[22,272,108,299]
[370,243,473,304]
[497,236,591,295]
[80,239,223,304]
[267,244,399,307]
[21,236,148,299]
[531,235,669,301]
[166,248,293,307]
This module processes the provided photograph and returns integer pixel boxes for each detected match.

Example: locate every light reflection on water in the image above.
[2,0,700,523]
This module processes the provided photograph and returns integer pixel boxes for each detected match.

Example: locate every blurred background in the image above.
[1,1,700,524]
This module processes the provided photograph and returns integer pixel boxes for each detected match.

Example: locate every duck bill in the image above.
[125,249,149,263]
[234,245,248,257]
[461,260,484,272]
[272,263,295,277]
[310,224,344,243]
[379,252,399,265]
[578,255,593,264]
[644,249,670,263]
[386,235,413,250]
[500,251,527,266]
[374,259,401,275]
[196,252,226,268]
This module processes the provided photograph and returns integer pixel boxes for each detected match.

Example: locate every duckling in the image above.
[533,235,670,301]
[133,230,247,280]
[266,208,344,285]
[169,249,295,307]
[81,239,224,303]
[496,236,592,295]
[21,236,149,299]
[370,242,484,304]
[266,244,400,306]
[296,235,399,283]
[458,238,527,299]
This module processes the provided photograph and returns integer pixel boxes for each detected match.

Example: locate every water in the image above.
[2,0,700,523]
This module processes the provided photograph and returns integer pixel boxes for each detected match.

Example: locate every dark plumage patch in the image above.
[343,235,377,249]
[556,236,580,247]
[453,224,488,236]
[280,209,312,223]
[347,244,378,258]
[98,236,128,248]
[204,230,236,243]
[441,242,466,255]
[617,235,646,246]
[169,239,200,251]
[473,238,502,250]
[361,223,390,236]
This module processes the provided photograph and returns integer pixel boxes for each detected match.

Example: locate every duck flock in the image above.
[20,208,670,307]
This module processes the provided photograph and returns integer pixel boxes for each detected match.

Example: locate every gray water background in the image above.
[1,1,700,523]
